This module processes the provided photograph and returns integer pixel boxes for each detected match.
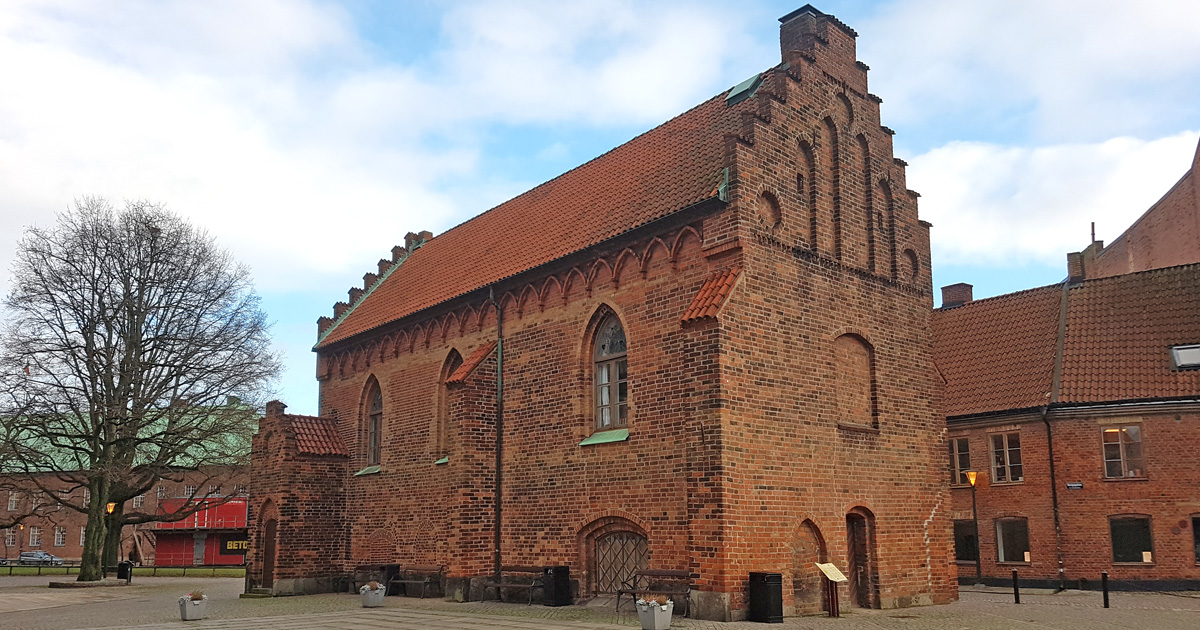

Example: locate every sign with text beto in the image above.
[220,535,248,555]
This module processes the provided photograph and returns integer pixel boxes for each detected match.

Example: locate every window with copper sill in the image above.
[593,316,629,431]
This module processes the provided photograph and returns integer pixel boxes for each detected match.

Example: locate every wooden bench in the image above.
[387,564,445,598]
[479,565,545,605]
[616,569,691,616]
[348,564,389,594]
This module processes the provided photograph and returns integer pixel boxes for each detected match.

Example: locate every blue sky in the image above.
[1,0,1198,415]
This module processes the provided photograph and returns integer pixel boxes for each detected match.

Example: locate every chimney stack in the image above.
[1067,252,1086,284]
[941,283,974,308]
[391,245,407,262]
[266,400,287,418]
[363,272,378,290]
[317,316,333,335]
[348,287,364,305]
[377,259,393,276]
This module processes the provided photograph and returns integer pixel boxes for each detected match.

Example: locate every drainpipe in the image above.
[489,286,505,584]
[1044,281,1070,592]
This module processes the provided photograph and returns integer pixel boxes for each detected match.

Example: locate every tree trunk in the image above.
[77,479,109,581]
[103,506,124,566]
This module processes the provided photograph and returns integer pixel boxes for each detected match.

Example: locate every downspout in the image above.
[489,286,504,583]
[1043,281,1070,592]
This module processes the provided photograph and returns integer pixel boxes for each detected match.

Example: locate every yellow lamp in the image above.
[965,471,978,487]
[106,502,116,514]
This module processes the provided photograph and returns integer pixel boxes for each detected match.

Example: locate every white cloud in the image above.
[862,0,1200,143]
[911,131,1199,267]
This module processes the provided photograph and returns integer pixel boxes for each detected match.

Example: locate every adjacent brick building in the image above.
[933,263,1200,589]
[249,5,955,619]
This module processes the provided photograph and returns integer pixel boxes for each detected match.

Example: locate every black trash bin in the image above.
[748,572,783,623]
[543,566,572,607]
[116,561,133,583]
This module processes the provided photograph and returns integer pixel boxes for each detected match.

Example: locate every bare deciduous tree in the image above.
[0,197,280,580]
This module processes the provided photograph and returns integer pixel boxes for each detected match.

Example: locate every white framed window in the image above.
[54,526,66,547]
[990,432,1023,483]
[83,488,90,507]
[157,486,167,499]
[208,485,219,495]
[4,529,14,547]
[132,495,145,508]
[1170,344,1200,369]
[235,485,246,495]
[80,527,86,546]
[184,485,195,497]
[31,492,43,510]
[949,437,971,486]
[29,526,42,547]
[6,493,16,511]
[1102,425,1145,478]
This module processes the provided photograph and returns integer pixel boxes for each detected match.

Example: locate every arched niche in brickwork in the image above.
[902,248,920,283]
[877,179,897,279]
[670,226,701,271]
[791,519,828,614]
[582,305,631,433]
[575,513,649,596]
[797,140,817,249]
[854,133,874,272]
[820,117,842,260]
[832,334,877,429]
[435,349,463,459]
[640,237,671,277]
[539,276,563,306]
[563,268,588,304]
[756,191,783,228]
[517,284,540,318]
[361,527,398,563]
[836,92,853,125]
[613,248,640,288]
[588,258,613,293]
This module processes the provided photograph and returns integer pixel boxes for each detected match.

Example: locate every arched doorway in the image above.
[594,531,647,593]
[791,519,828,614]
[845,509,878,608]
[262,519,277,589]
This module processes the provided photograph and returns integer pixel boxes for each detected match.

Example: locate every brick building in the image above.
[3,471,248,566]
[1069,137,1200,281]
[933,263,1200,589]
[248,5,955,619]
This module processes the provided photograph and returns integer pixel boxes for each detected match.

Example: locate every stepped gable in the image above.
[932,284,1063,417]
[316,92,752,349]
[1060,263,1200,404]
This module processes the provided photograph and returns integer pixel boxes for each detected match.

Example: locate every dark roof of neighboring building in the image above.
[933,263,1200,418]
[316,89,750,349]
[284,414,348,457]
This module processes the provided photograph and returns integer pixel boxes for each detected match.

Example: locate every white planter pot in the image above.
[636,600,673,630]
[179,596,208,621]
[360,588,386,607]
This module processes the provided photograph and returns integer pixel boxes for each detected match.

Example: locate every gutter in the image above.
[488,286,505,584]
[1043,281,1070,592]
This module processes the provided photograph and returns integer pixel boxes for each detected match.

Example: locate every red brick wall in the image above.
[948,409,1200,585]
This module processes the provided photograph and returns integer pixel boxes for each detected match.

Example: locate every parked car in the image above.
[18,551,64,565]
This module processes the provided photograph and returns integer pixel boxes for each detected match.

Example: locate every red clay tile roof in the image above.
[933,284,1063,417]
[1059,264,1200,404]
[933,263,1200,418]
[284,414,348,457]
[681,266,742,324]
[316,91,750,349]
[445,340,497,385]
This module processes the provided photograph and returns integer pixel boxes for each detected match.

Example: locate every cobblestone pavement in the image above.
[2,576,1198,630]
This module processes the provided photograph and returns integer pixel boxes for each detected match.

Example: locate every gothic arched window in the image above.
[364,380,383,466]
[593,316,628,430]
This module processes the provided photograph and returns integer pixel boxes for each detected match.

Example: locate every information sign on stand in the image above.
[814,563,847,618]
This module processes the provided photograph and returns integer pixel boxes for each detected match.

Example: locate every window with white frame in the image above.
[83,488,90,507]
[949,437,971,485]
[593,315,629,430]
[1170,344,1200,369]
[6,493,16,511]
[31,492,42,510]
[29,526,42,547]
[995,518,1030,563]
[4,529,14,547]
[208,485,219,495]
[54,526,66,547]
[184,485,195,497]
[991,432,1023,483]
[235,485,246,495]
[157,486,167,499]
[1102,425,1145,478]
[80,527,86,546]
[132,495,145,508]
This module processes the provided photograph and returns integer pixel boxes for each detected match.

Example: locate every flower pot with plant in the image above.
[635,594,674,630]
[179,591,208,621]
[360,580,386,607]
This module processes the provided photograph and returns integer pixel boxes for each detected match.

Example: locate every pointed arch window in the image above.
[365,381,383,466]
[437,350,463,460]
[594,316,628,430]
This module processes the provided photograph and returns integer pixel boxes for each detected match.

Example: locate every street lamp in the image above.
[106,502,116,514]
[966,471,981,581]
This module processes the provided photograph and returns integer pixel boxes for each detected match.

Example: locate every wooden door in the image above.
[262,519,277,589]
[846,514,873,608]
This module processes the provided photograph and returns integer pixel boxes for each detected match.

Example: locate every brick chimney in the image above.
[779,5,866,93]
[405,231,433,251]
[266,400,287,418]
[1067,252,1086,284]
[391,245,407,262]
[941,283,973,308]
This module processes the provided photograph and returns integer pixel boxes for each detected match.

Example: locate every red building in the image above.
[934,263,1200,589]
[154,497,249,566]
[249,5,955,620]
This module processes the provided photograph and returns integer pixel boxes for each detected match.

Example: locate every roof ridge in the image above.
[935,281,1063,312]
[1071,261,1200,287]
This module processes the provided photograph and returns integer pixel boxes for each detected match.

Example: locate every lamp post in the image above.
[966,471,981,581]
